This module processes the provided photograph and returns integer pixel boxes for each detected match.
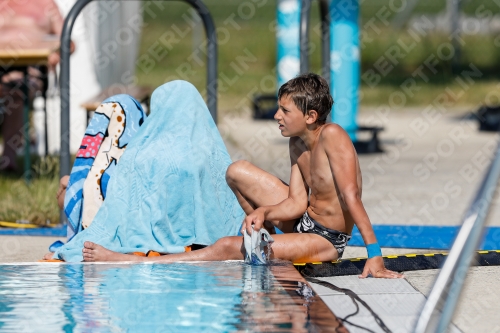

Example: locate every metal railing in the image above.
[414,139,500,332]
[299,0,330,82]
[59,0,218,180]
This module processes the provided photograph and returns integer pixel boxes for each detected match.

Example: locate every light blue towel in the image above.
[54,81,245,262]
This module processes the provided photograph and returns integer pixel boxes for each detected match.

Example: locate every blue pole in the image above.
[277,0,301,89]
[330,0,359,141]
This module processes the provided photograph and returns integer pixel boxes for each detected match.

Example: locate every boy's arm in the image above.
[242,140,309,235]
[322,124,402,279]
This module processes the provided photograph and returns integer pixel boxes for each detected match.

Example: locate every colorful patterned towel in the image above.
[54,81,245,261]
[63,95,146,241]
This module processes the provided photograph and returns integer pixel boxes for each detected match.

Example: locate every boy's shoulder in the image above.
[318,124,355,155]
[319,123,350,141]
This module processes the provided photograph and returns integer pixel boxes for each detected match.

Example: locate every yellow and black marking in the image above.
[294,250,500,277]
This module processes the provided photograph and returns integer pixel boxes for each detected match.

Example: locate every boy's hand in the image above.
[359,257,404,279]
[56,175,70,210]
[242,208,266,235]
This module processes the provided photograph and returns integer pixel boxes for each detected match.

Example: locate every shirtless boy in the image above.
[82,73,402,279]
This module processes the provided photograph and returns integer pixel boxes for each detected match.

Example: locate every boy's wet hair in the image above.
[278,73,333,125]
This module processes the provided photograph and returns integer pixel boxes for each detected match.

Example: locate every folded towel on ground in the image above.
[63,95,146,242]
[244,228,274,265]
[54,81,245,261]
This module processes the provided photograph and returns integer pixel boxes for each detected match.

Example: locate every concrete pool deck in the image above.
[1,107,500,332]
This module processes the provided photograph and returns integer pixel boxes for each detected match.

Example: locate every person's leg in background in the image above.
[0,68,43,172]
[0,71,24,171]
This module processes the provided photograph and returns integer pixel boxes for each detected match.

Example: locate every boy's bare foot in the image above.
[43,252,54,260]
[82,241,141,262]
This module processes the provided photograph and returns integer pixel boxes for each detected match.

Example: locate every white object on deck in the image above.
[32,93,45,156]
[243,228,274,265]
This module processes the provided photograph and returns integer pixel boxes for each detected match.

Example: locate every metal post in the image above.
[414,139,500,333]
[59,0,91,181]
[329,0,359,140]
[319,0,330,83]
[299,0,330,78]
[40,65,49,157]
[185,0,218,123]
[22,68,31,184]
[299,0,311,74]
[448,0,461,74]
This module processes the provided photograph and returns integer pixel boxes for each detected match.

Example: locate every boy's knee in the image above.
[214,237,234,250]
[226,160,251,185]
[214,237,240,259]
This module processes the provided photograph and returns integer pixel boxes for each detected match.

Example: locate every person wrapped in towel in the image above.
[46,95,146,258]
[65,95,146,237]
[50,80,245,262]
[79,75,402,279]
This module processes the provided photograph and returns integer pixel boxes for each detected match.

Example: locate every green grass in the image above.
[0,177,60,224]
[0,156,60,224]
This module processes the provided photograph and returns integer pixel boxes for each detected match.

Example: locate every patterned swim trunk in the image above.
[293,211,351,258]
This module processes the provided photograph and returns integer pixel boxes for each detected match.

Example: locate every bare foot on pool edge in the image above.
[43,252,54,260]
[82,241,141,262]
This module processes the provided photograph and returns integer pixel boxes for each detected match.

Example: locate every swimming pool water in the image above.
[0,261,341,332]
